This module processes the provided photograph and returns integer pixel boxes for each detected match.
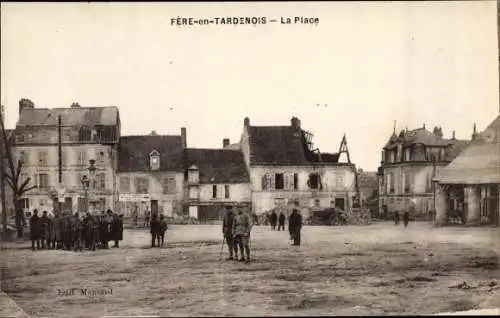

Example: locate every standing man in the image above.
[72,213,84,252]
[40,211,51,249]
[84,212,97,251]
[394,210,400,225]
[144,209,151,228]
[289,209,303,246]
[222,208,237,260]
[403,211,410,228]
[278,211,286,231]
[53,212,62,250]
[150,214,160,248]
[232,208,253,263]
[99,211,109,249]
[29,209,42,251]
[270,210,278,231]
[111,212,124,248]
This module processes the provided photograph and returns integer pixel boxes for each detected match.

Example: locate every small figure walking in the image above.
[150,214,160,248]
[270,210,278,231]
[278,212,286,231]
[403,211,410,228]
[394,211,400,225]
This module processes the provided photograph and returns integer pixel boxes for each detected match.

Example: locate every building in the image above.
[236,116,358,219]
[116,130,186,218]
[377,124,471,219]
[357,169,378,206]
[12,99,121,215]
[434,115,500,226]
[184,146,251,222]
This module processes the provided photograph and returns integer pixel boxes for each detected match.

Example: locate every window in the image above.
[99,173,106,190]
[315,199,320,207]
[77,197,85,212]
[212,185,217,199]
[403,172,411,194]
[275,173,284,190]
[99,151,105,165]
[19,151,29,165]
[308,173,321,190]
[62,150,69,166]
[426,174,433,193]
[20,198,29,210]
[38,151,48,166]
[135,177,149,194]
[405,148,411,161]
[262,174,273,191]
[224,185,230,199]
[78,151,86,166]
[149,150,160,170]
[163,177,176,194]
[120,176,130,192]
[38,173,49,189]
[389,151,395,163]
[386,173,395,194]
[99,198,106,211]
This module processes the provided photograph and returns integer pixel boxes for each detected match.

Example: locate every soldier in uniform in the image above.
[110,211,123,248]
[72,213,84,252]
[158,214,168,247]
[52,213,62,249]
[403,211,410,228]
[222,208,237,260]
[288,209,303,246]
[394,210,400,225]
[83,212,96,250]
[40,211,51,249]
[29,209,42,251]
[150,214,160,248]
[232,208,253,263]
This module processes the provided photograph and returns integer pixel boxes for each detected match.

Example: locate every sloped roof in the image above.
[248,126,307,165]
[184,148,250,183]
[435,115,500,184]
[16,107,119,127]
[224,143,241,150]
[384,127,462,149]
[117,135,184,172]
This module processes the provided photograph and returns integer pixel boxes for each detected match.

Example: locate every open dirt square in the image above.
[1,222,499,317]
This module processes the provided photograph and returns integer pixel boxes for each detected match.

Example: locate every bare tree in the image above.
[0,109,37,237]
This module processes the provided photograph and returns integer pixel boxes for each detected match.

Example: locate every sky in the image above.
[1,1,498,171]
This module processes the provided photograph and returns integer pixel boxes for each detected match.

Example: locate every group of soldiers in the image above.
[29,208,124,252]
[222,208,304,263]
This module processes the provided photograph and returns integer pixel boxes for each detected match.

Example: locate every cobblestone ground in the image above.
[1,222,499,317]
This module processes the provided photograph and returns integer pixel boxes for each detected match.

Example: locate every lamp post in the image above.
[81,175,90,213]
[87,159,97,213]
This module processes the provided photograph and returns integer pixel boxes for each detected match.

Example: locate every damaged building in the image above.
[232,116,358,220]
[11,99,121,215]
[116,129,186,218]
[377,123,470,219]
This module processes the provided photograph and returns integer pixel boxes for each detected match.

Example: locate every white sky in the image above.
[1,1,498,171]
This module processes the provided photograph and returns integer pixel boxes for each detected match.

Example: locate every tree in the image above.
[0,109,37,237]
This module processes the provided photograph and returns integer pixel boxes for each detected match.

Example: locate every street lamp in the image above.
[81,175,90,213]
[87,159,97,213]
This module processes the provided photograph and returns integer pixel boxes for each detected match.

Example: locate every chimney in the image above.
[19,98,34,115]
[244,117,250,127]
[71,102,81,108]
[181,127,187,148]
[223,138,230,148]
[291,116,301,130]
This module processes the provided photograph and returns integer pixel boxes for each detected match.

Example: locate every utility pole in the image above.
[0,106,7,231]
[58,115,62,215]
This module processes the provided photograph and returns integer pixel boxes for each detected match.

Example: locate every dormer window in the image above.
[150,150,160,170]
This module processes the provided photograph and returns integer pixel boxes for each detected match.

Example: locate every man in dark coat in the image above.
[99,211,110,249]
[53,213,62,249]
[111,211,124,248]
[222,209,237,260]
[270,210,278,231]
[289,209,302,246]
[83,212,98,251]
[29,209,42,251]
[150,214,160,248]
[278,212,286,231]
[403,211,410,228]
[40,211,51,249]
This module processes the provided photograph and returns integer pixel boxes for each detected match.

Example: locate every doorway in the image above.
[335,198,345,211]
[151,200,159,216]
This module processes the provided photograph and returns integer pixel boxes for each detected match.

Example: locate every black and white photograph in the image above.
[0,1,499,316]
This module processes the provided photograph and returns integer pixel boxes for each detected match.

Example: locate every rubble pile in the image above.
[347,208,372,225]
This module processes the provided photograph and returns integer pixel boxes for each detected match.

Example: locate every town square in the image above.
[1,1,499,317]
